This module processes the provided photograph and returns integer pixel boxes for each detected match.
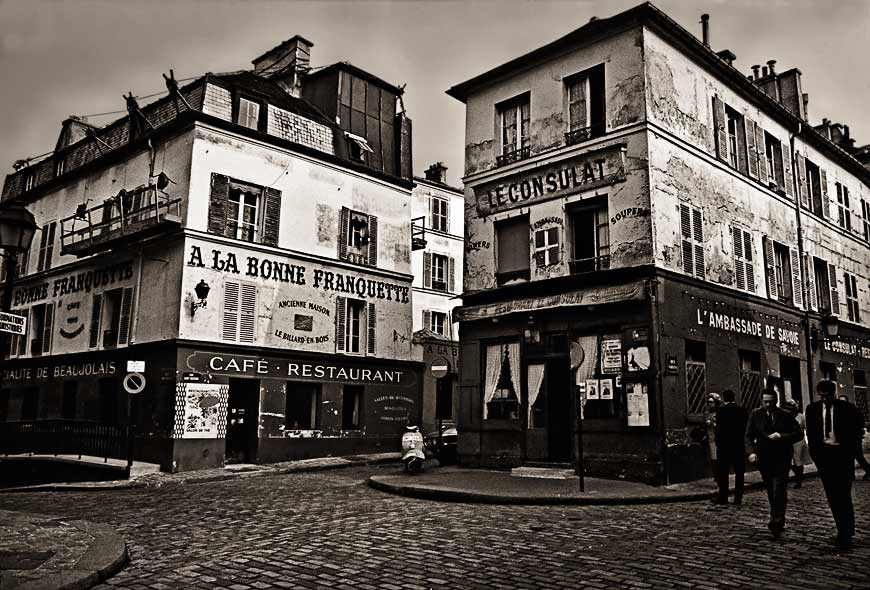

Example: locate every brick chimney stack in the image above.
[424,162,448,184]
[253,35,313,98]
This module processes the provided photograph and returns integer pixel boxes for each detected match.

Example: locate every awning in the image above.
[455,279,647,322]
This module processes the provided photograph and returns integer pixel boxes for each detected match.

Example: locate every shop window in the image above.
[236,96,262,131]
[528,363,546,428]
[836,183,851,231]
[36,221,56,272]
[861,199,870,242]
[680,204,705,279]
[495,216,530,285]
[22,387,39,421]
[29,302,54,357]
[285,382,320,430]
[844,272,860,322]
[812,257,839,316]
[820,361,837,383]
[483,342,520,420]
[579,334,623,420]
[565,64,605,144]
[731,226,755,293]
[854,370,868,426]
[569,201,609,273]
[62,381,78,420]
[430,196,449,233]
[424,252,453,292]
[436,376,453,420]
[98,378,118,425]
[763,133,784,188]
[739,349,762,410]
[685,340,707,416]
[336,297,375,355]
[0,389,8,422]
[90,287,134,349]
[342,385,363,430]
[534,227,560,267]
[339,207,378,267]
[208,174,281,247]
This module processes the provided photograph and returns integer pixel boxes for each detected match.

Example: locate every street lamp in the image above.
[0,202,38,354]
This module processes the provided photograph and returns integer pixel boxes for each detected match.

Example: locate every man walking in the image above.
[714,389,748,505]
[806,380,864,549]
[745,388,801,539]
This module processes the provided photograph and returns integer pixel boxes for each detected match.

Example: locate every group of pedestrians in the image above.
[703,380,868,550]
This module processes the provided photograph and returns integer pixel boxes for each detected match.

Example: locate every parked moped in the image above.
[401,425,425,474]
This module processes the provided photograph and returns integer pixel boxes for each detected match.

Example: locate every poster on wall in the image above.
[600,378,614,400]
[586,379,600,400]
[626,345,650,372]
[627,382,650,427]
[173,383,229,439]
[600,338,622,374]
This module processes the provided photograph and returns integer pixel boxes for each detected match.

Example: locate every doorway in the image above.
[546,357,572,463]
[225,378,260,464]
[780,356,803,409]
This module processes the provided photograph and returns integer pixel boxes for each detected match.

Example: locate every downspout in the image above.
[649,277,669,484]
[791,122,815,404]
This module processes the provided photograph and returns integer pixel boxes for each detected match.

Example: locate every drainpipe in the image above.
[790,123,815,404]
[649,277,669,484]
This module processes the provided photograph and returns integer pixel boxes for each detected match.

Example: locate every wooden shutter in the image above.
[335,296,347,352]
[208,173,230,236]
[367,302,376,355]
[712,96,728,163]
[743,230,755,293]
[692,208,704,279]
[755,124,767,183]
[448,256,456,292]
[790,249,803,309]
[735,117,748,174]
[820,168,830,219]
[338,207,349,260]
[423,310,431,331]
[367,215,378,267]
[44,223,56,271]
[423,252,432,289]
[17,309,29,356]
[733,227,746,291]
[37,227,49,272]
[762,236,778,300]
[117,287,134,345]
[781,143,794,198]
[805,254,818,311]
[239,283,257,343]
[89,294,103,348]
[796,153,808,209]
[745,118,757,179]
[222,281,239,341]
[828,263,840,316]
[262,187,281,247]
[680,204,694,275]
[42,304,54,354]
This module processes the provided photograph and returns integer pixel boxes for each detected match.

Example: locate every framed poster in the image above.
[600,378,614,400]
[600,337,622,374]
[586,379,600,400]
[627,382,650,427]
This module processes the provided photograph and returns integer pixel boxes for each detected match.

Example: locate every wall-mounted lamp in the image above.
[524,315,541,344]
[191,279,210,316]
[821,314,839,338]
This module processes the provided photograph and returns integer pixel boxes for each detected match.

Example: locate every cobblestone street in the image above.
[2,466,869,589]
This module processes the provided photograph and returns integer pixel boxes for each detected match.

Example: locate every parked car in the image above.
[423,425,458,465]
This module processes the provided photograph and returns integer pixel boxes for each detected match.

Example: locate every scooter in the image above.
[401,425,425,474]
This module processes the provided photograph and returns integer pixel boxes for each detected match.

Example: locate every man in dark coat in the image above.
[806,380,864,549]
[745,388,801,539]
[714,389,749,505]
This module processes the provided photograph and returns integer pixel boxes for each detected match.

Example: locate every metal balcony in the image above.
[60,185,182,257]
[495,146,531,167]
[569,255,611,274]
[565,122,606,146]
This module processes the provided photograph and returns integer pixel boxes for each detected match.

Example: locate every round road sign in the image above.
[123,372,147,395]
[431,357,450,379]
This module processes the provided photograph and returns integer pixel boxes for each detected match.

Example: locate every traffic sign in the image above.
[127,360,146,372]
[431,357,450,379]
[123,372,147,395]
[0,311,27,336]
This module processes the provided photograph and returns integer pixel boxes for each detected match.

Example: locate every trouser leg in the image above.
[716,456,730,503]
[820,466,855,539]
[733,455,745,502]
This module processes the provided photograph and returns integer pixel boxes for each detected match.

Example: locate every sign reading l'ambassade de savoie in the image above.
[474,143,627,216]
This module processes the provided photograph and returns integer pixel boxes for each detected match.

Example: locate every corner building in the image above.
[1,36,422,471]
[447,3,870,483]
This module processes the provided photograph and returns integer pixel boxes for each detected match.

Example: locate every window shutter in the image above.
[805,254,818,311]
[444,201,450,234]
[17,309,29,356]
[37,227,49,272]
[89,294,103,349]
[732,227,745,291]
[208,173,230,236]
[762,236,778,300]
[745,118,757,179]
[423,310,431,331]
[367,302,376,355]
[448,256,456,292]
[42,304,54,355]
[735,117,748,175]
[117,287,134,345]
[712,96,728,163]
[222,281,239,341]
[790,249,803,309]
[423,252,432,289]
[335,296,346,352]
[338,207,349,260]
[680,204,694,275]
[45,223,56,270]
[692,208,704,279]
[828,263,840,316]
[262,187,281,247]
[781,143,793,197]
[743,230,755,293]
[796,153,808,209]
[239,283,257,343]
[755,124,767,183]
[820,168,830,219]
[367,215,378,267]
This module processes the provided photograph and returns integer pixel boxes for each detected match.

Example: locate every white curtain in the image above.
[527,363,545,426]
[575,335,599,382]
[483,344,503,419]
[507,342,521,401]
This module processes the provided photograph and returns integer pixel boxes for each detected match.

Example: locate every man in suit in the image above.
[806,380,864,549]
[714,389,749,505]
[745,388,801,539]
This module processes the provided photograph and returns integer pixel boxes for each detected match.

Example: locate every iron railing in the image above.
[565,122,606,146]
[569,255,611,274]
[0,420,129,463]
[496,146,531,167]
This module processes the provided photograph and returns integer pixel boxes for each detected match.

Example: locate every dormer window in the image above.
[346,132,374,162]
[238,98,260,130]
[23,173,35,193]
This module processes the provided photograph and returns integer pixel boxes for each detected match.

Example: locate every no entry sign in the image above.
[123,372,147,395]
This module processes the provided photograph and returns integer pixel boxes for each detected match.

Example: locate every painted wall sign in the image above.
[823,338,870,359]
[373,394,415,423]
[695,308,801,350]
[2,361,117,383]
[12,261,134,307]
[610,207,650,224]
[173,382,229,439]
[474,144,626,215]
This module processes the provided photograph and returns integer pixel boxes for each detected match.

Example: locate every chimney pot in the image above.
[751,65,761,80]
[424,162,448,184]
[762,66,768,77]
[700,14,710,47]
[767,59,776,76]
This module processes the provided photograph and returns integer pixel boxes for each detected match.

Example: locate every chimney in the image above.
[767,60,777,76]
[751,65,760,80]
[762,66,768,77]
[700,14,710,47]
[775,69,806,120]
[55,116,92,152]
[424,162,448,184]
[252,35,313,98]
[716,49,736,66]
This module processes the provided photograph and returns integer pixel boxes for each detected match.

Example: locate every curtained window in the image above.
[484,342,521,420]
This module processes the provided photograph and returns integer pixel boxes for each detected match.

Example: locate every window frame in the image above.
[773,242,793,304]
[342,385,363,430]
[498,94,530,156]
[835,182,852,231]
[36,221,57,272]
[227,186,260,243]
[844,272,860,322]
[285,382,320,431]
[534,226,560,267]
[345,298,366,355]
[568,200,610,273]
[430,310,448,336]
[233,93,265,132]
[495,215,531,284]
[763,133,784,188]
[431,253,449,292]
[430,196,449,233]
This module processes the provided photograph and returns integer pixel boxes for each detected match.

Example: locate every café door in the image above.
[225,378,260,463]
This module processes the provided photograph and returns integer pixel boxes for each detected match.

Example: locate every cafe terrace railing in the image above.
[0,420,129,463]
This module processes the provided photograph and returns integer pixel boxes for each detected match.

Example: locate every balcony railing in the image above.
[60,184,182,257]
[496,146,531,167]
[411,216,427,251]
[0,420,129,463]
[565,122,606,146]
[496,268,531,286]
[569,255,611,274]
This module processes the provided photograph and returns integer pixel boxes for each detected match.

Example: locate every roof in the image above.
[305,62,403,96]
[209,71,334,126]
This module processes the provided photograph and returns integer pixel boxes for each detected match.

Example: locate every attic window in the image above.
[238,98,261,131]
[346,132,373,162]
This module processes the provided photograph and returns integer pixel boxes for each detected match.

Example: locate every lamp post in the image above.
[0,203,38,356]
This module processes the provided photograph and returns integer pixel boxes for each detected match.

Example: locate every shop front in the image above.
[816,325,870,424]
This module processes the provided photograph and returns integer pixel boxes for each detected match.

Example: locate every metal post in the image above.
[574,381,584,492]
[0,254,18,378]
[125,391,134,478]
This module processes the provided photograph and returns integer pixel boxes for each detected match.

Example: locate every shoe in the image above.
[710,498,728,506]
[768,522,783,539]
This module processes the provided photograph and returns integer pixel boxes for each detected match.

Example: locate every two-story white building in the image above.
[447,3,870,483]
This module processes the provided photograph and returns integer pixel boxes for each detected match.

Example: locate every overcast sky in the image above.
[1,0,869,184]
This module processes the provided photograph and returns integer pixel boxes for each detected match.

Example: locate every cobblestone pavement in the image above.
[1,465,868,589]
